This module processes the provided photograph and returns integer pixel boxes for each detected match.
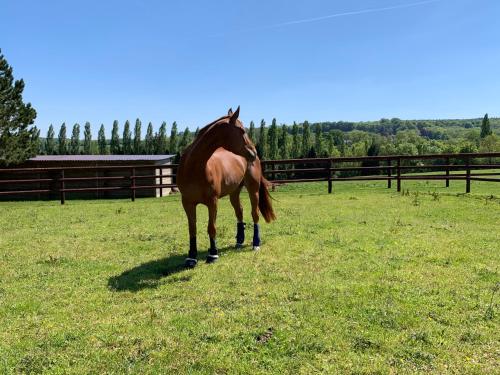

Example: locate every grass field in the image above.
[0,178,499,374]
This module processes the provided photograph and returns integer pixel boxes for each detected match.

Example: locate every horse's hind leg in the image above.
[247,185,261,251]
[230,187,245,248]
[182,199,198,268]
[206,199,219,264]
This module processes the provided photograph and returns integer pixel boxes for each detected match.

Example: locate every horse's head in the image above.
[219,107,257,161]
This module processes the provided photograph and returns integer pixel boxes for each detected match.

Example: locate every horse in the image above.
[176,107,276,268]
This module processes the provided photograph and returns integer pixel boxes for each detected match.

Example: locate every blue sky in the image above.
[1,0,499,135]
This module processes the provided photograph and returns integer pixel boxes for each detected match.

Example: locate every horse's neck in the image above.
[182,127,222,171]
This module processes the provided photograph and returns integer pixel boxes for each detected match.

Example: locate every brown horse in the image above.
[177,107,276,267]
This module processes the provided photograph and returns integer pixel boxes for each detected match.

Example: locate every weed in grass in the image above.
[353,336,380,352]
[484,282,499,320]
[412,192,421,206]
[431,191,441,201]
[256,328,274,344]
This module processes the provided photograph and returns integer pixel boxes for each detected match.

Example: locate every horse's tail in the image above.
[259,176,276,223]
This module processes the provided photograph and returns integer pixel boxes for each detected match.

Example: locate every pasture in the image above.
[0,179,498,374]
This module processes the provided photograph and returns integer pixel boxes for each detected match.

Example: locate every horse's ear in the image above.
[228,108,233,116]
[229,106,240,124]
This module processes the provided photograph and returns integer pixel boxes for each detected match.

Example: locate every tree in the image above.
[32,126,41,155]
[83,122,92,154]
[257,119,267,159]
[314,123,323,156]
[268,118,279,160]
[301,121,311,158]
[194,127,200,138]
[156,121,168,154]
[133,118,142,154]
[0,49,38,165]
[278,124,289,160]
[58,123,67,154]
[248,121,256,142]
[178,127,191,153]
[98,124,107,154]
[291,122,300,158]
[45,125,56,155]
[145,122,154,154]
[122,120,132,154]
[169,121,178,154]
[480,113,492,138]
[110,120,120,154]
[70,123,80,155]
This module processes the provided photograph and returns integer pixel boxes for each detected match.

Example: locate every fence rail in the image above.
[0,153,498,203]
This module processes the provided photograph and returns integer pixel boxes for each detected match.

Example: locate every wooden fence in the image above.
[0,152,499,203]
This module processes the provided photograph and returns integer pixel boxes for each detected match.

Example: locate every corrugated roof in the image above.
[30,155,175,162]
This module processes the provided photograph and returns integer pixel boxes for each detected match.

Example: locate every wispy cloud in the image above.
[210,0,443,37]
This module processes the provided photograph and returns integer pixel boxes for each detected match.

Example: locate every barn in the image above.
[0,155,176,201]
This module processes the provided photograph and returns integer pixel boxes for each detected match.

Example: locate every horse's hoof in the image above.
[206,255,219,264]
[252,246,260,251]
[235,243,243,250]
[185,258,198,268]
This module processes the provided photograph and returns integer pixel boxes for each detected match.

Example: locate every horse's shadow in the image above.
[107,246,243,292]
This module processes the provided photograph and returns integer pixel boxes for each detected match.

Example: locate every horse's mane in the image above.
[182,115,230,154]
[195,115,230,140]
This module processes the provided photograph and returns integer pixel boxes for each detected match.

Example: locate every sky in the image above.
[1,0,500,135]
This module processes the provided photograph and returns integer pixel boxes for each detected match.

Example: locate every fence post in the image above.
[130,168,136,201]
[60,169,65,205]
[327,159,333,194]
[445,157,450,188]
[397,158,401,192]
[387,159,392,189]
[466,156,471,193]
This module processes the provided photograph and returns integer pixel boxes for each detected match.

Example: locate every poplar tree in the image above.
[268,118,279,160]
[133,118,142,154]
[58,123,67,154]
[122,120,132,154]
[257,119,267,159]
[194,127,200,138]
[98,124,107,154]
[248,121,256,142]
[0,49,38,164]
[314,123,323,156]
[83,122,92,154]
[169,121,178,154]
[110,120,120,154]
[480,113,492,138]
[156,121,168,154]
[32,127,41,155]
[301,121,311,158]
[45,125,56,155]
[145,122,154,154]
[70,123,80,155]
[291,122,300,158]
[178,127,191,153]
[278,124,289,160]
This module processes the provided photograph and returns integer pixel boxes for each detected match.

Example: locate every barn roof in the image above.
[30,155,175,162]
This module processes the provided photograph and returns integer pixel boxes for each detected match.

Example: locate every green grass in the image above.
[0,178,499,374]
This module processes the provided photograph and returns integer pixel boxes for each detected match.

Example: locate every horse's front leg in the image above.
[230,188,245,248]
[206,199,219,263]
[182,199,198,268]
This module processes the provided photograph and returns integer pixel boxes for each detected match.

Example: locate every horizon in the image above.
[2,0,499,135]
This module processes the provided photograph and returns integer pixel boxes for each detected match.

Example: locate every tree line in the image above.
[37,114,499,160]
[41,120,194,156]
